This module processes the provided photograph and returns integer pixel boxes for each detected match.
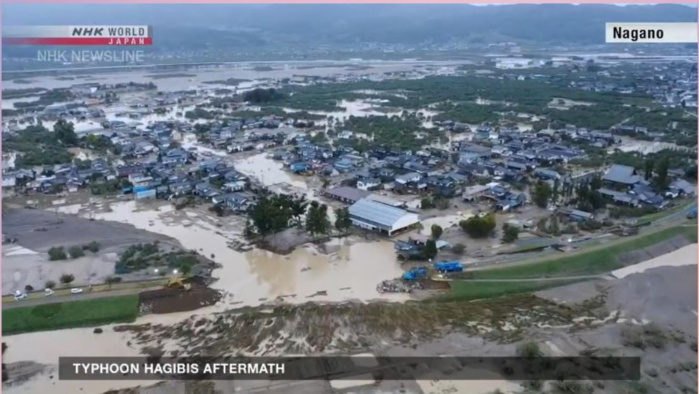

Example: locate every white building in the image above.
[348,198,420,237]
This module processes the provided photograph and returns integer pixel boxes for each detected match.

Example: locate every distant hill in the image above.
[2,4,696,52]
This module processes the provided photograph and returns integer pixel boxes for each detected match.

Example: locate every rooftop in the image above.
[349,198,416,228]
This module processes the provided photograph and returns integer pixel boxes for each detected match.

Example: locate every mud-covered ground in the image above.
[89,262,699,394]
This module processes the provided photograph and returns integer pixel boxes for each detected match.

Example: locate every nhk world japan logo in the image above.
[3,26,152,46]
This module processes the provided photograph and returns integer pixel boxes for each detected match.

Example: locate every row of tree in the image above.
[245,192,354,240]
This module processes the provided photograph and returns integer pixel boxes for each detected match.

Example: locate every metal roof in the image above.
[603,164,640,185]
[349,198,414,228]
[325,186,370,202]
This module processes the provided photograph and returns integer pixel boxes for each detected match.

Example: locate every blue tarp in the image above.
[403,267,428,281]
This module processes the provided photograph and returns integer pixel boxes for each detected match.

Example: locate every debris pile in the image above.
[376,279,423,294]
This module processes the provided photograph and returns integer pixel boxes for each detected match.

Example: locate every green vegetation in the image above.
[3,295,140,335]
[431,224,443,240]
[115,241,160,273]
[48,246,68,261]
[59,274,75,285]
[202,77,250,86]
[335,114,436,152]
[334,207,352,235]
[473,225,697,279]
[501,224,520,243]
[243,88,285,104]
[68,246,85,259]
[12,88,74,110]
[306,201,331,240]
[532,180,552,208]
[248,193,308,237]
[5,123,75,168]
[86,241,101,253]
[437,279,580,303]
[460,214,496,238]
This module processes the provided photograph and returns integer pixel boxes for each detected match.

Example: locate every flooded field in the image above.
[2,60,457,92]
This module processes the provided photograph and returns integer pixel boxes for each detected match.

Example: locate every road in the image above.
[2,286,161,310]
[446,274,612,283]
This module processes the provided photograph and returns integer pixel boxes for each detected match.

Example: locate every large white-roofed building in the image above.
[348,198,420,236]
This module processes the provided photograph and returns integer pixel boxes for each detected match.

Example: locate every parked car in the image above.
[687,207,697,219]
[44,288,55,296]
[14,290,27,300]
[70,288,84,294]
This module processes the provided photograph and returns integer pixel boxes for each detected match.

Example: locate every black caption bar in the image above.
[59,356,641,381]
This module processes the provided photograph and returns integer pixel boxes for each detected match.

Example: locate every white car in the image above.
[14,292,27,301]
[70,288,84,294]
[44,288,55,296]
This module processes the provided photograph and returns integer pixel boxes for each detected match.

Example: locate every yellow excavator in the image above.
[165,276,192,291]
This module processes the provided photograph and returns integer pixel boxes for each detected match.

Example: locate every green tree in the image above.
[431,224,443,240]
[532,180,552,208]
[86,241,100,253]
[423,239,438,260]
[68,245,85,259]
[59,274,75,285]
[334,207,352,235]
[501,224,519,243]
[54,119,78,146]
[644,159,654,181]
[654,157,670,191]
[45,280,56,289]
[306,201,330,240]
[459,214,496,238]
[48,246,68,261]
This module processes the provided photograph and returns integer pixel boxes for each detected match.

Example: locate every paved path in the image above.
[2,286,161,310]
[448,274,611,283]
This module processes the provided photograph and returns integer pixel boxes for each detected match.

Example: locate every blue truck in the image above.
[433,261,464,273]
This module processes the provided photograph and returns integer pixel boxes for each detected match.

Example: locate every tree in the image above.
[654,157,670,191]
[552,179,560,204]
[431,224,443,240]
[54,119,78,146]
[306,201,331,240]
[644,159,654,181]
[423,239,438,260]
[68,245,85,259]
[48,246,68,261]
[459,214,496,238]
[87,241,100,253]
[532,180,552,208]
[45,280,56,289]
[24,285,34,292]
[501,224,519,243]
[334,207,352,236]
[59,274,75,285]
[421,197,435,209]
[452,243,466,255]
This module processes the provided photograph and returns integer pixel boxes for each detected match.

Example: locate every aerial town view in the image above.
[1,3,698,394]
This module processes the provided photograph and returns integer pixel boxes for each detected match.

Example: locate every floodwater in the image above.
[614,135,690,155]
[2,60,449,92]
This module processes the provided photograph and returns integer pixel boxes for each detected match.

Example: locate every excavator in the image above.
[165,275,192,291]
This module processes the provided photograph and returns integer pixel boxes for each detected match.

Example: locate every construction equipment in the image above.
[165,276,192,291]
